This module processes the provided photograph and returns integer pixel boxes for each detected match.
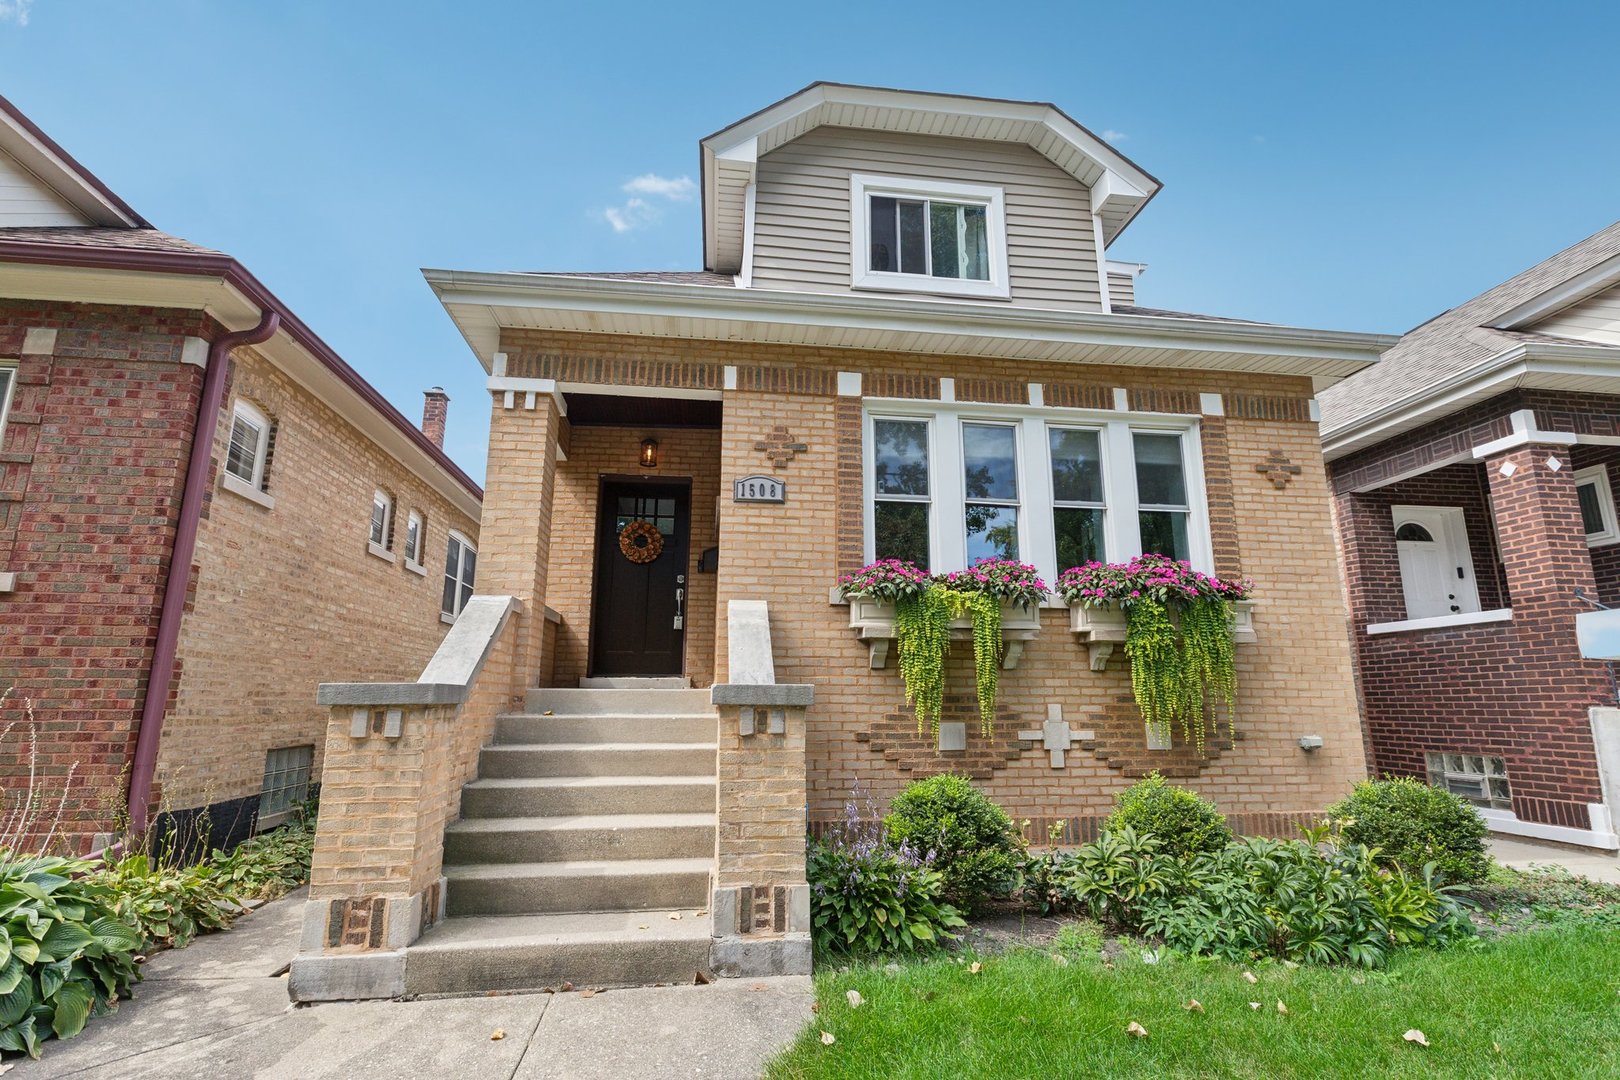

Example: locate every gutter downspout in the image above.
[126,309,280,834]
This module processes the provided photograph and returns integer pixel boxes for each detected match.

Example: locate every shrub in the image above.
[807,808,965,956]
[1106,772,1232,859]
[1328,777,1490,884]
[884,775,1024,913]
[0,854,143,1058]
[88,854,242,950]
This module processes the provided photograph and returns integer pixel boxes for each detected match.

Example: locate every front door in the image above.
[590,481,689,677]
[1392,505,1481,620]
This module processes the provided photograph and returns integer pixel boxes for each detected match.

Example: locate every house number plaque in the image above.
[732,475,786,503]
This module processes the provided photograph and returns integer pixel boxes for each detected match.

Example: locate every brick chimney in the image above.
[422,387,449,449]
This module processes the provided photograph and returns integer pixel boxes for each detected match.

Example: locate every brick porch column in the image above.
[1483,443,1611,827]
[476,391,561,690]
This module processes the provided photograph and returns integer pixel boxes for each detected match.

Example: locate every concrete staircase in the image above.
[404,688,718,995]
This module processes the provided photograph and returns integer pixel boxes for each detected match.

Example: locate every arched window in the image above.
[1395,522,1434,543]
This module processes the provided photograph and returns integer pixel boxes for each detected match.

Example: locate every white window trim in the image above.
[1575,464,1620,547]
[849,174,1011,300]
[368,488,395,563]
[225,399,271,489]
[442,529,477,621]
[403,509,427,576]
[862,399,1212,587]
[0,360,17,447]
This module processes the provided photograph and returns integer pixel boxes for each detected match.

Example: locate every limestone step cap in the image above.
[410,909,713,951]
[443,857,714,882]
[445,813,717,834]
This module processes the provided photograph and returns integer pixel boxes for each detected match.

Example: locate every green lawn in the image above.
[766,923,1620,1079]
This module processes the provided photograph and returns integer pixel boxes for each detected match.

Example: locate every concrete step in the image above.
[478,742,717,779]
[577,676,691,690]
[526,687,714,716]
[443,813,717,864]
[459,775,716,818]
[496,713,716,746]
[404,910,713,994]
[443,858,713,916]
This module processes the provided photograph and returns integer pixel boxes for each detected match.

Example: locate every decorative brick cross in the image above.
[1256,450,1303,489]
[1019,705,1095,768]
[754,425,808,467]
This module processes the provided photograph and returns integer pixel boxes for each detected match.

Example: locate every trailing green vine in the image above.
[896,588,952,734]
[1059,555,1251,755]
[946,588,1002,737]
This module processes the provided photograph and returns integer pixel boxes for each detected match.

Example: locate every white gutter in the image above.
[424,268,1395,376]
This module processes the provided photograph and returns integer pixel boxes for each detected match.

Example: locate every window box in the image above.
[847,595,1041,670]
[1067,599,1256,670]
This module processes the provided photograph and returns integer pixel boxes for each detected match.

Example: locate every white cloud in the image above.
[598,172,696,233]
[0,0,34,25]
[1102,129,1128,143]
[622,174,696,201]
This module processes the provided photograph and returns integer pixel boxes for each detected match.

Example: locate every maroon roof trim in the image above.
[0,94,150,229]
[0,237,482,501]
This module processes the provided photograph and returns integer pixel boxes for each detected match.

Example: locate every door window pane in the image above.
[1133,433,1187,506]
[1054,507,1104,570]
[965,504,1019,562]
[963,424,1017,501]
[1049,428,1102,503]
[874,502,930,568]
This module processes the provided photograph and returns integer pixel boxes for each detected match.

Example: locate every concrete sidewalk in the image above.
[17,889,813,1079]
[1489,836,1620,883]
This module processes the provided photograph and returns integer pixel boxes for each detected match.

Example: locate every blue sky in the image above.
[3,1,1616,482]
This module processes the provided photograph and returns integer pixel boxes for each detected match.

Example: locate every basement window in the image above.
[1425,752,1511,811]
[258,744,314,827]
[850,174,1009,299]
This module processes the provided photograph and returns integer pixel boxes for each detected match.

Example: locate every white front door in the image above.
[1393,505,1482,620]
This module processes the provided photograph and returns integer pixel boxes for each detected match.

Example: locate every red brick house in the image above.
[1322,221,1620,851]
[0,95,482,851]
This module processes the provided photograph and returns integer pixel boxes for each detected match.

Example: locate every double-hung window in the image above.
[369,489,394,559]
[443,530,477,621]
[866,403,1209,585]
[221,400,275,509]
[403,510,425,572]
[850,175,1009,299]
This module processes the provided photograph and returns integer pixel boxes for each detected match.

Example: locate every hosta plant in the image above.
[0,855,143,1058]
[89,854,242,950]
[209,803,316,901]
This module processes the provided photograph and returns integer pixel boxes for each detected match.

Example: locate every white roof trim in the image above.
[0,109,141,228]
[1490,251,1620,330]
[700,83,1161,273]
[424,268,1390,382]
[1106,260,1148,279]
[1322,339,1620,461]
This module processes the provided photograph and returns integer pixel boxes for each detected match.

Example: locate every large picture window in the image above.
[850,175,1010,299]
[865,403,1210,586]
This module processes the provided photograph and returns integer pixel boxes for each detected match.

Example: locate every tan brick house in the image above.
[0,95,481,851]
[1322,221,1620,851]
[294,84,1392,997]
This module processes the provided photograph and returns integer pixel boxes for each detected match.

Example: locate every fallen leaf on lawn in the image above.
[669,913,682,921]
[1351,975,1366,985]
[969,962,983,975]
[847,990,864,1008]
[821,1031,836,1046]
[580,989,597,998]
[1277,1000,1289,1015]
[1017,1016,1030,1024]
[638,925,650,930]
[1249,1002,1262,1010]
[695,909,708,917]
[1493,1041,1503,1055]
[490,1029,506,1041]
[1242,970,1258,984]
[1403,1029,1430,1047]
[1141,949,1160,965]
[811,1002,820,1013]
[1050,953,1069,967]
[1126,1021,1148,1038]
[560,981,574,992]
[542,710,554,716]
[1182,999,1204,1013]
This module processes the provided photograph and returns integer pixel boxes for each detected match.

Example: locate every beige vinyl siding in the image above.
[0,150,87,228]
[1107,270,1136,307]
[751,127,1103,311]
[1534,286,1620,347]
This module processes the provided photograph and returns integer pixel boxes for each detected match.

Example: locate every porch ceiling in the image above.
[564,392,722,428]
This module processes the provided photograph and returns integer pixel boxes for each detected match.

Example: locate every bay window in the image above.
[865,402,1210,586]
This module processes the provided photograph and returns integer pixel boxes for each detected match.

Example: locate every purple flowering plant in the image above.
[1056,553,1252,610]
[837,559,932,603]
[839,557,1049,608]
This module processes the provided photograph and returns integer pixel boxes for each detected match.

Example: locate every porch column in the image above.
[476,390,562,691]
[1483,442,1611,826]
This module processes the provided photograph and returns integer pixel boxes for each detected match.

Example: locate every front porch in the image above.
[1334,396,1620,848]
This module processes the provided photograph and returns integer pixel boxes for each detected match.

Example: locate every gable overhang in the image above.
[1489,250,1620,330]
[699,83,1161,275]
[0,241,482,517]
[1322,340,1620,461]
[0,95,147,228]
[424,269,1390,385]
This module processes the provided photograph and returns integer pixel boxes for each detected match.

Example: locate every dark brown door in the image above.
[590,481,689,677]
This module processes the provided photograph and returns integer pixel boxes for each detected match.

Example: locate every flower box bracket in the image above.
[849,596,1041,670]
[1068,599,1257,670]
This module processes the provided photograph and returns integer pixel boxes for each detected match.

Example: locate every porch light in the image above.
[639,437,659,468]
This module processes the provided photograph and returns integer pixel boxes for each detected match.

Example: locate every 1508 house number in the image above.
[733,475,786,503]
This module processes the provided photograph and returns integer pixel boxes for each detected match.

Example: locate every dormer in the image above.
[700,83,1159,312]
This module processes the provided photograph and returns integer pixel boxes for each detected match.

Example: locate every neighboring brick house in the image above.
[0,95,482,850]
[1321,221,1620,851]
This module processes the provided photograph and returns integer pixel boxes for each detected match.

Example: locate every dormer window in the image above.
[850,175,1009,299]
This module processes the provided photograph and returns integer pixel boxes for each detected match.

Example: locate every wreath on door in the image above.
[618,520,665,564]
